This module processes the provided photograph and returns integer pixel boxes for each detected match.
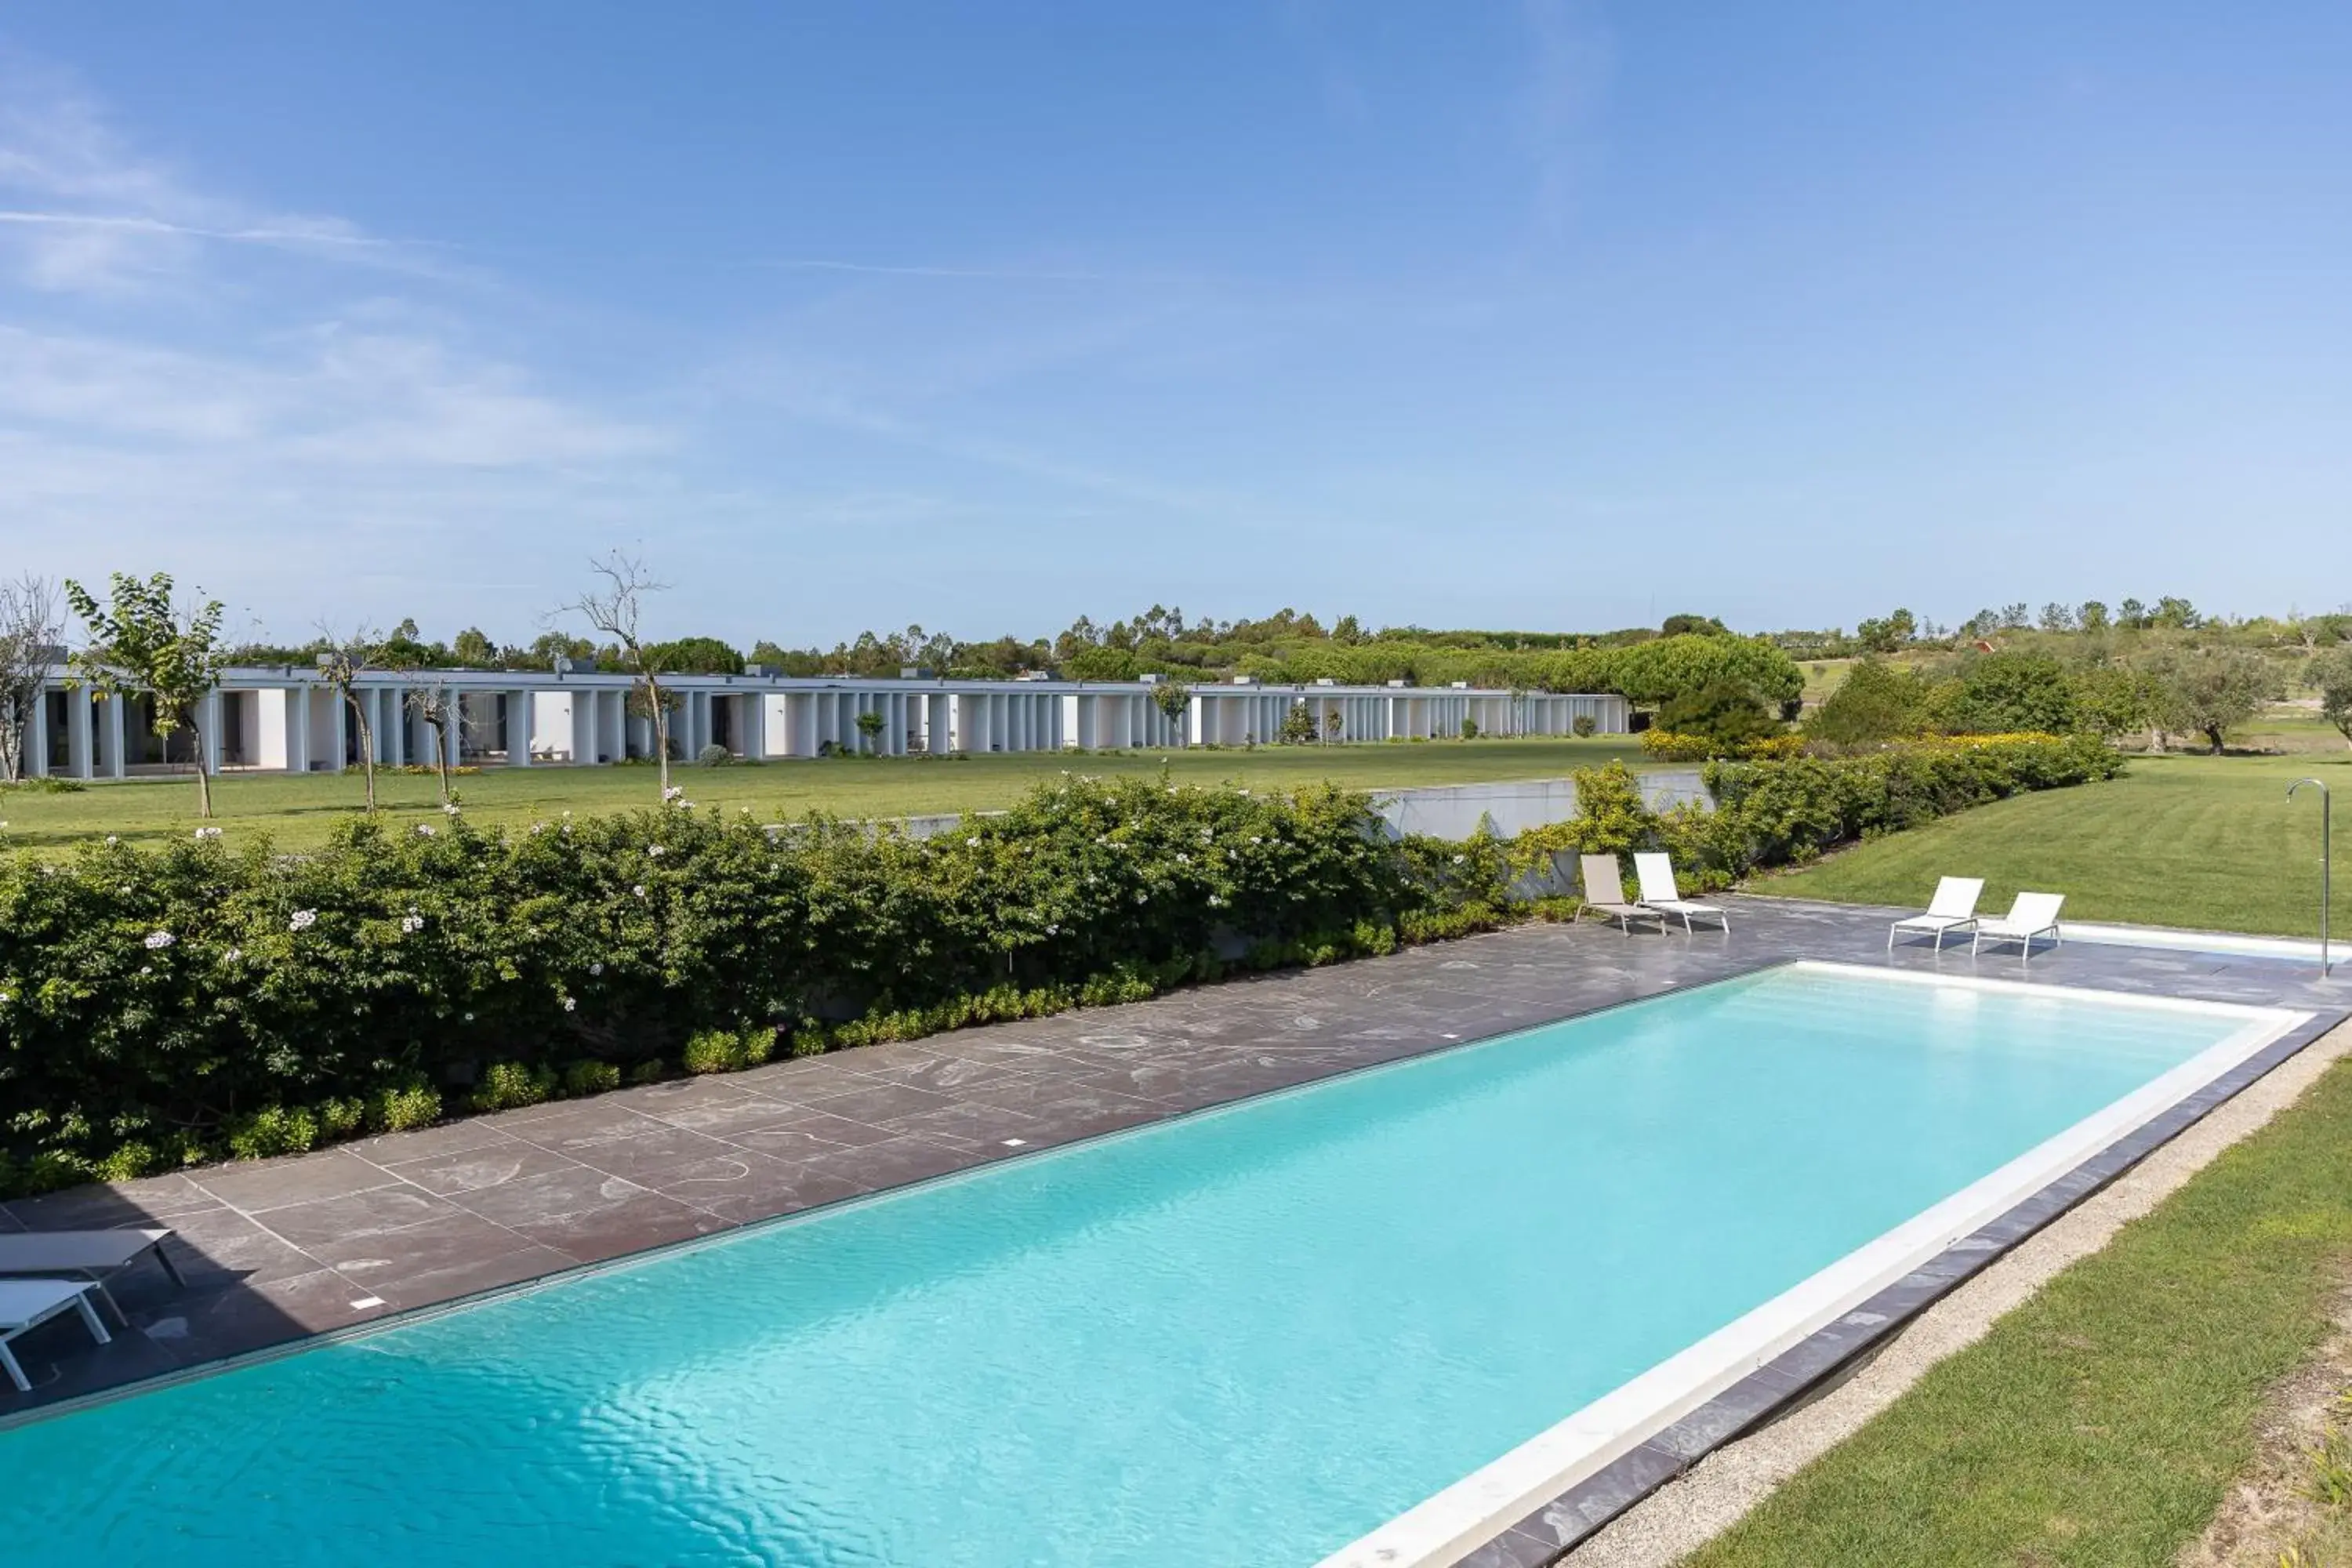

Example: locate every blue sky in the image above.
[3,3,2347,648]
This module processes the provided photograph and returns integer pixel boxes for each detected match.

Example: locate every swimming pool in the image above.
[2,964,2307,1567]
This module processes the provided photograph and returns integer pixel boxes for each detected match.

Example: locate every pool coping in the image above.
[1410,985,2350,1568]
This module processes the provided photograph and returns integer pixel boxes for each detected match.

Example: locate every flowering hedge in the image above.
[0,778,1526,1194]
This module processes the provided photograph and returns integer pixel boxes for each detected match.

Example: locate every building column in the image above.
[505,688,532,766]
[25,688,50,777]
[65,688,93,779]
[99,695,127,779]
[200,690,223,774]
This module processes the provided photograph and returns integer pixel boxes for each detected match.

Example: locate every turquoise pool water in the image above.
[5,967,2253,1566]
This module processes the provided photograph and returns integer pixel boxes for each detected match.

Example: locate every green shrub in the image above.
[1570,714,1598,738]
[563,1060,622,1097]
[228,1105,320,1160]
[319,1097,366,1138]
[628,1059,669,1085]
[368,1080,441,1133]
[470,1061,555,1113]
[681,1029,746,1075]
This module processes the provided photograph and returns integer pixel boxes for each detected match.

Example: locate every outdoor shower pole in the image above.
[2290,778,2331,978]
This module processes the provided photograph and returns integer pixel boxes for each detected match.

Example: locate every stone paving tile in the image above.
[2,1171,223,1229]
[193,1149,402,1212]
[643,1150,874,1224]
[344,1117,514,1166]
[791,1080,963,1124]
[151,1204,326,1290]
[377,1138,584,1198]
[441,1163,657,1229]
[245,1184,464,1250]
[493,1099,673,1155]
[550,1125,742,1184]
[505,1191,731,1261]
[308,1207,537,1290]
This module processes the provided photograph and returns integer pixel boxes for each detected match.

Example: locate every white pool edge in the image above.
[1314,963,2314,1568]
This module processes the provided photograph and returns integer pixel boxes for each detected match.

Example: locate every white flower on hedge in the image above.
[463,1011,474,1022]
[442,802,461,816]
[965,837,979,848]
[1452,855,1467,865]
[223,948,242,963]
[194,826,222,840]
[399,915,425,935]
[143,930,175,949]
[589,961,604,975]
[139,965,151,975]
[646,845,665,857]
[1175,854,1189,864]
[289,909,318,932]
[632,884,647,898]
[1249,836,1262,845]
[105,834,118,844]
[562,996,577,1012]
[662,786,684,802]
[416,823,437,837]
[1207,895,1224,908]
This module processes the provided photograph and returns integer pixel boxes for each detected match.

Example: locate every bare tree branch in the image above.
[0,574,64,782]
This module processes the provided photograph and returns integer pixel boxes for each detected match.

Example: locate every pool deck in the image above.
[4,895,2347,1560]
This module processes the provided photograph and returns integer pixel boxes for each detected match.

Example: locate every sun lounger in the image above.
[1971,891,2066,960]
[0,1279,113,1393]
[1888,877,1985,950]
[1577,855,1662,933]
[1633,853,1730,934]
[0,1228,182,1327]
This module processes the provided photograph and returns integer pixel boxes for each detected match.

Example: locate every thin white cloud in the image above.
[755,257,1196,285]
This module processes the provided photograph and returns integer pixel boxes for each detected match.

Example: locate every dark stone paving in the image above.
[4,894,2347,1552]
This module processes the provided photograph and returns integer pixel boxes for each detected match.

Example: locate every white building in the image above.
[13,665,1628,778]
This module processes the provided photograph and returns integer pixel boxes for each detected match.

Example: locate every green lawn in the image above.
[1685,1053,2352,1568]
[0,736,1652,852]
[1766,752,2352,939]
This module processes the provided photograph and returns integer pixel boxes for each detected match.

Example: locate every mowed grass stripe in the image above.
[1683,1053,2352,1568]
[1766,753,2352,938]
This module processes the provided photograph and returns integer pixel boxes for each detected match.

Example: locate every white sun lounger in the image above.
[0,1228,182,1327]
[1888,877,1985,950]
[1577,855,1663,933]
[1972,891,2067,960]
[0,1278,113,1393]
[1633,853,1730,934]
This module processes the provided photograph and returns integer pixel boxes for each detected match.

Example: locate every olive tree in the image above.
[2310,648,2352,751]
[402,677,461,802]
[1152,680,1191,745]
[317,618,415,810]
[2142,648,2282,754]
[64,572,229,817]
[562,552,677,797]
[0,573,64,782]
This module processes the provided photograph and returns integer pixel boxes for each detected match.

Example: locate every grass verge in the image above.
[1764,752,2351,938]
[1682,1051,2352,1568]
[0,735,1652,852]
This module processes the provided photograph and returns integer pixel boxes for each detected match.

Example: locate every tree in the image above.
[2078,601,2111,634]
[2069,662,2155,741]
[1853,608,1915,654]
[1933,652,2078,735]
[1152,680,1191,744]
[1660,612,1730,637]
[451,626,497,666]
[1278,702,1318,744]
[2153,596,2201,631]
[64,572,229,817]
[563,552,677,797]
[2118,597,2149,630]
[2142,648,2280,753]
[403,678,461,801]
[1657,678,1781,753]
[1998,602,2031,631]
[646,635,744,675]
[2038,602,2076,632]
[316,618,414,810]
[2303,648,2352,751]
[854,708,885,753]
[1805,658,1932,746]
[0,573,64,782]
